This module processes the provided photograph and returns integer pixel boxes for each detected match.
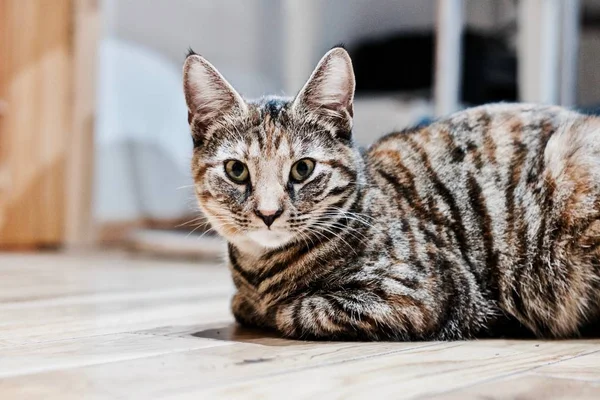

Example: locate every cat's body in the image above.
[184,48,600,340]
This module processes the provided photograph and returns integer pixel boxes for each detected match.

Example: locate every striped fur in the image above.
[184,48,600,340]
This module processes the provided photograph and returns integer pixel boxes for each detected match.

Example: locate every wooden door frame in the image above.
[0,0,99,249]
[65,0,100,248]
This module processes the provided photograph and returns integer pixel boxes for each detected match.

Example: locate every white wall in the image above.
[109,0,283,97]
[95,0,438,223]
[98,0,594,223]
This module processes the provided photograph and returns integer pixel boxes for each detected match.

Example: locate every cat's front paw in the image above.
[231,292,266,329]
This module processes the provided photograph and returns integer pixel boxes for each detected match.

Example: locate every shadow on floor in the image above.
[191,323,300,347]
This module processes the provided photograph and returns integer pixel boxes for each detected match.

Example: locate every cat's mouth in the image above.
[245,229,294,249]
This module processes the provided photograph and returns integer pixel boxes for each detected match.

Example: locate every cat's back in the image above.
[365,103,589,185]
[362,102,598,279]
[368,103,583,159]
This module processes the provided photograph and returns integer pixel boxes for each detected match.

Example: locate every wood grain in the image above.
[432,375,600,400]
[0,0,73,247]
[196,340,600,400]
[0,333,232,379]
[533,350,600,381]
[0,252,598,400]
[64,0,99,248]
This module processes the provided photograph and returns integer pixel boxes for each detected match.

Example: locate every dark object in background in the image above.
[350,30,517,105]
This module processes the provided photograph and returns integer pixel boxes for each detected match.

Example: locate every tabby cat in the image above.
[183,47,600,340]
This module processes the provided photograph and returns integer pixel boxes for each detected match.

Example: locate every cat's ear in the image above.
[183,52,247,144]
[292,47,355,138]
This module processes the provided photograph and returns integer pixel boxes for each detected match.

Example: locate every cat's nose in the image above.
[254,208,284,228]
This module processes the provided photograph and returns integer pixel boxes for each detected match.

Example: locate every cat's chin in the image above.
[239,229,294,251]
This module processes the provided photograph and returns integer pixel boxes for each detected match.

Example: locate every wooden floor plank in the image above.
[0,294,233,345]
[0,252,234,346]
[1,339,598,399]
[532,350,600,382]
[195,340,600,400]
[431,375,600,400]
[0,333,231,378]
[0,252,598,400]
[0,339,443,400]
[0,252,231,303]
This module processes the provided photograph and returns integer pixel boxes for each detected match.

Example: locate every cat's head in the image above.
[183,48,363,252]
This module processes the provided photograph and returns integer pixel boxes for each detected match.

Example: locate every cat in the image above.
[183,47,600,340]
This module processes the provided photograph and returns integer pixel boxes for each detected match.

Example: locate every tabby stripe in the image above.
[531,148,554,283]
[460,113,485,170]
[384,274,420,291]
[504,121,529,316]
[273,132,283,151]
[419,221,444,249]
[264,116,275,156]
[504,121,526,243]
[479,112,503,184]
[441,128,465,163]
[439,254,478,338]
[378,167,429,222]
[264,235,354,300]
[466,141,484,170]
[326,295,378,328]
[258,240,321,289]
[266,195,366,301]
[528,123,553,186]
[541,174,563,278]
[326,183,354,198]
[399,216,426,272]
[194,161,220,182]
[255,129,265,149]
[300,172,330,195]
[475,111,491,149]
[259,217,352,296]
[320,160,356,181]
[432,256,457,335]
[377,166,445,250]
[509,244,531,321]
[406,136,475,272]
[466,173,497,294]
[307,300,331,335]
[291,299,305,337]
[243,129,254,148]
[229,245,262,287]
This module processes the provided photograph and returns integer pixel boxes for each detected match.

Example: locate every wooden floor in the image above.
[1,252,599,399]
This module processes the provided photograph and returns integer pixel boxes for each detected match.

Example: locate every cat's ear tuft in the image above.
[183,54,246,144]
[292,47,355,137]
[186,47,198,58]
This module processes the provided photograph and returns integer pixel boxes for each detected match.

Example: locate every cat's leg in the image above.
[269,290,442,341]
[231,291,270,329]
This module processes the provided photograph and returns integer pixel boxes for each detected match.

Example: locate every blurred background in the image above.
[0,0,598,258]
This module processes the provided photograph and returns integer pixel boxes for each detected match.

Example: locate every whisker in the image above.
[306,222,358,255]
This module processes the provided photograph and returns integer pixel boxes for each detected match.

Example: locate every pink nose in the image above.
[254,208,283,227]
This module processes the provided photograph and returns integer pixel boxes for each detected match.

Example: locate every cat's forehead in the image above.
[251,96,292,119]
[210,95,333,161]
[245,115,294,159]
[211,98,294,160]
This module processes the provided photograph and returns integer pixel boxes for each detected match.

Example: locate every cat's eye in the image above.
[290,159,315,182]
[224,160,249,183]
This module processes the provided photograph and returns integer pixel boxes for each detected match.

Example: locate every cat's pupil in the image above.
[232,162,244,177]
[296,161,308,176]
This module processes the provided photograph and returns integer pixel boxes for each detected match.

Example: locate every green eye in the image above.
[290,159,315,182]
[225,160,249,183]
